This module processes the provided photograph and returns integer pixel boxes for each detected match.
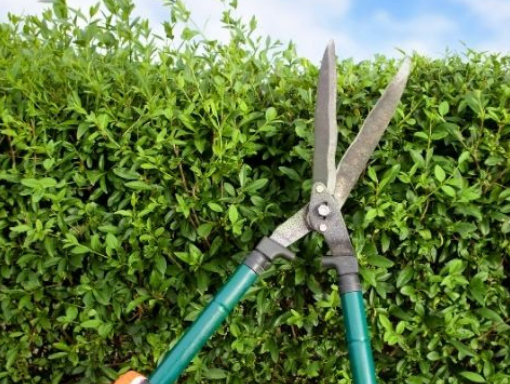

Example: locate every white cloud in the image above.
[366,10,459,58]
[0,0,93,19]
[454,0,510,26]
[372,10,456,36]
[452,0,510,54]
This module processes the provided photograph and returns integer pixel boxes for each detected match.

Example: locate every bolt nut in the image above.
[319,223,328,232]
[315,184,325,193]
[317,204,331,217]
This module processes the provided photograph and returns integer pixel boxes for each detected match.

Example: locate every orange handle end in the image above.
[114,371,147,384]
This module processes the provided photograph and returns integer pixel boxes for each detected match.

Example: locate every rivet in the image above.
[319,223,328,232]
[317,204,331,217]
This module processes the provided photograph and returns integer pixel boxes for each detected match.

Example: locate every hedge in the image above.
[1,1,509,383]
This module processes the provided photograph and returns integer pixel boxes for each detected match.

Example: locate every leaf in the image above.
[469,276,485,305]
[126,296,150,313]
[477,308,505,324]
[197,223,214,238]
[207,202,223,212]
[438,101,449,116]
[460,372,486,383]
[379,164,401,191]
[265,107,277,121]
[244,178,268,193]
[441,185,456,198]
[464,91,484,116]
[181,26,199,40]
[105,233,118,250]
[409,149,425,168]
[154,254,167,275]
[434,165,446,183]
[113,168,140,180]
[459,151,471,164]
[367,255,394,268]
[71,245,90,254]
[77,122,90,139]
[278,166,300,181]
[125,181,152,190]
[396,267,414,288]
[10,224,31,233]
[364,208,378,224]
[66,306,78,321]
[450,339,476,357]
[378,314,392,331]
[204,368,228,379]
[228,205,239,224]
[115,210,133,217]
[175,194,190,218]
[37,177,56,189]
[81,320,102,329]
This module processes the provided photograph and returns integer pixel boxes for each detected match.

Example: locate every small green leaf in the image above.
[105,233,118,250]
[438,101,449,116]
[207,202,223,212]
[228,205,239,224]
[265,107,277,121]
[113,168,140,180]
[244,178,268,193]
[39,178,57,188]
[77,122,90,139]
[279,166,300,181]
[460,372,485,383]
[154,254,167,275]
[469,276,485,305]
[426,351,441,361]
[441,185,456,197]
[197,223,214,238]
[66,306,78,321]
[396,267,414,288]
[10,225,31,233]
[125,181,152,190]
[459,151,471,164]
[203,368,227,380]
[450,340,476,357]
[81,320,102,329]
[115,210,132,217]
[367,254,394,268]
[71,245,90,254]
[434,165,446,183]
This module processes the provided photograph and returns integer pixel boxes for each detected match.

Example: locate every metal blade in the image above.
[313,40,337,193]
[270,206,310,248]
[334,57,412,206]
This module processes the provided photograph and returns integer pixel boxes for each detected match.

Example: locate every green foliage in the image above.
[1,1,510,383]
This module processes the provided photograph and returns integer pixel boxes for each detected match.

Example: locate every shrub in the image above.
[0,1,509,383]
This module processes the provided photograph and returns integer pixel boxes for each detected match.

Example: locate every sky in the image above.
[1,0,510,62]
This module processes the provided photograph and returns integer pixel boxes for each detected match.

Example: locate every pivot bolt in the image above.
[319,223,328,232]
[315,184,325,193]
[317,204,331,217]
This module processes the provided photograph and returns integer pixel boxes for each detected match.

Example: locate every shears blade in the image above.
[334,57,412,206]
[312,40,338,194]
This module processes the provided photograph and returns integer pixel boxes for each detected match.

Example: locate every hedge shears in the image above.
[115,41,411,384]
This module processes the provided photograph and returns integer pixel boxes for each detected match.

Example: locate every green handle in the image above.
[149,264,258,384]
[341,291,377,384]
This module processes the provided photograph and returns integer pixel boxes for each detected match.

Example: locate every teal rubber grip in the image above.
[341,291,377,384]
[149,264,258,384]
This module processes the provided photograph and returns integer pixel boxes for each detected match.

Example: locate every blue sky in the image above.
[1,0,510,62]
